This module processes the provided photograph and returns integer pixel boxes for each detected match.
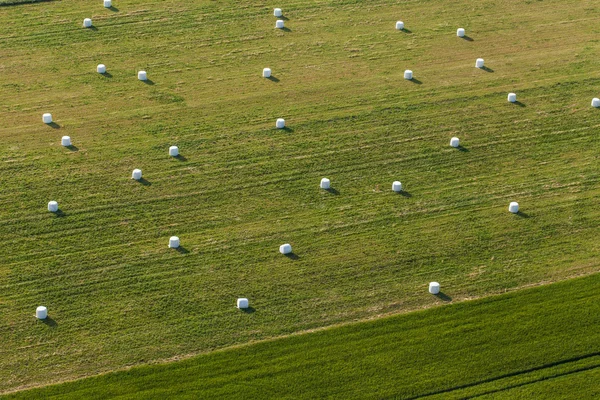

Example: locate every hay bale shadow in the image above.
[41,317,58,327]
[284,252,299,260]
[435,292,452,302]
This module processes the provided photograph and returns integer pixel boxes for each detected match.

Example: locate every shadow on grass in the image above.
[175,154,187,162]
[41,317,58,328]
[142,79,155,85]
[281,127,294,133]
[462,35,474,41]
[279,15,289,21]
[109,6,119,12]
[54,209,66,218]
[513,101,526,107]
[516,211,530,218]
[137,178,151,186]
[66,145,79,152]
[284,252,299,260]
[435,292,452,302]
[457,145,469,152]
[266,75,280,82]
[280,27,292,32]
[47,122,60,129]
[409,78,422,85]
[480,66,494,73]
[101,72,112,78]
[175,246,189,254]
[326,187,340,195]
[88,26,98,31]
[241,306,256,314]
[397,191,412,198]
[401,28,412,33]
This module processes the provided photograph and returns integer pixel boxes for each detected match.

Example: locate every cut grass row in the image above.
[5,273,599,399]
[1,0,599,392]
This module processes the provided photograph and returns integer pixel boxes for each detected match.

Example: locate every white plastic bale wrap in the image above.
[237,298,249,309]
[279,243,292,254]
[274,8,282,17]
[138,71,147,81]
[36,306,48,320]
[83,18,92,28]
[509,202,519,214]
[475,58,484,68]
[169,236,180,248]
[48,201,58,212]
[61,136,71,147]
[320,178,331,189]
[276,118,285,129]
[132,169,142,180]
[592,98,600,108]
[104,0,112,8]
[169,146,179,157]
[429,282,440,295]
[263,68,272,78]
[404,70,413,80]
[43,113,53,124]
[396,21,404,30]
[97,64,106,74]
[457,28,465,37]
[508,93,517,103]
[450,137,460,148]
[392,181,403,192]
[276,20,284,29]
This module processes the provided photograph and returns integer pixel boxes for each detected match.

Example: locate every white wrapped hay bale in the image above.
[279,243,292,254]
[263,68,272,78]
[509,202,519,213]
[475,58,484,68]
[42,113,53,124]
[508,93,517,103]
[320,178,331,189]
[276,118,285,129]
[592,98,600,108]
[392,181,403,192]
[169,236,180,249]
[276,20,284,29]
[83,18,92,28]
[138,71,147,81]
[36,306,48,320]
[396,21,404,30]
[132,169,142,180]
[450,137,460,148]
[404,70,413,80]
[169,146,179,157]
[457,28,465,37]
[274,8,282,17]
[48,201,58,212]
[97,64,106,74]
[429,282,440,295]
[104,0,112,8]
[237,298,249,309]
[61,136,71,147]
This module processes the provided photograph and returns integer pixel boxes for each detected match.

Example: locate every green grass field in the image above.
[6,273,599,399]
[1,0,599,394]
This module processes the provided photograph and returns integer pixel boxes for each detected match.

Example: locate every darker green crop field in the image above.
[6,273,599,399]
[0,0,599,394]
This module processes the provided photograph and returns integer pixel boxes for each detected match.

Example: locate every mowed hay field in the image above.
[1,0,599,393]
